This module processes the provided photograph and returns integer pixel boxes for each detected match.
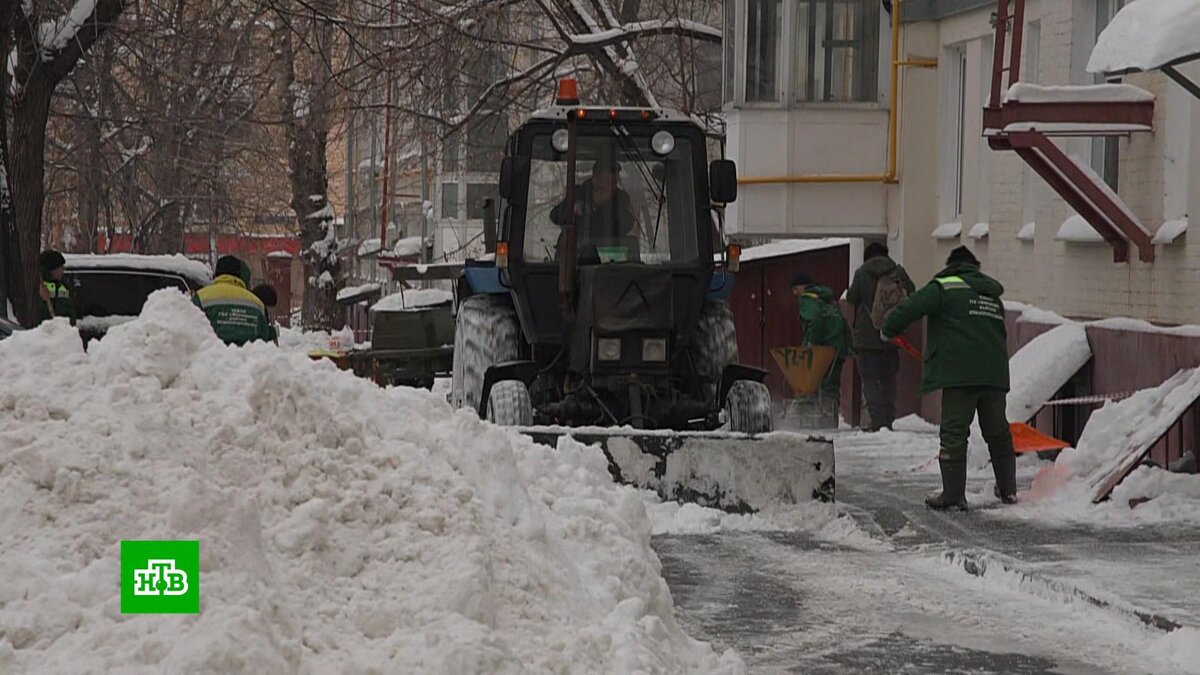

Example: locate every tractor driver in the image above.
[550,158,639,262]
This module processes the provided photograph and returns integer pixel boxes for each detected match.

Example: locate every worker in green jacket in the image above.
[193,255,273,346]
[792,273,852,419]
[882,246,1015,511]
[36,249,76,326]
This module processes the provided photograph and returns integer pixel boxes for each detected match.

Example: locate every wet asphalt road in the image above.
[649,431,1190,674]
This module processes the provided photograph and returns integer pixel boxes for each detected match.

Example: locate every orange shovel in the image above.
[891,337,1070,454]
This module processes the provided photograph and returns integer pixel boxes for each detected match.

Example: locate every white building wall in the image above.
[902,0,1200,325]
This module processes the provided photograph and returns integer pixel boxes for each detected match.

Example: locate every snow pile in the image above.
[1088,0,1200,74]
[645,499,889,551]
[0,291,742,674]
[1019,368,1200,524]
[64,253,212,285]
[372,288,454,313]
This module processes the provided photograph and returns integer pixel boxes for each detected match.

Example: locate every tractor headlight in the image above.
[651,131,675,156]
[552,129,570,153]
[642,337,667,362]
[597,337,622,362]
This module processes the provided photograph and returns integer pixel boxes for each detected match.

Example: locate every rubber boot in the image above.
[926,460,968,511]
[991,451,1018,505]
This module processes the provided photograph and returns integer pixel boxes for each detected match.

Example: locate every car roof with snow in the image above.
[64,254,212,288]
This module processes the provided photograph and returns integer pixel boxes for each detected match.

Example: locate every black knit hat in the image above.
[215,255,244,278]
[252,284,278,307]
[865,242,888,260]
[946,246,980,267]
[790,272,813,288]
[39,249,66,273]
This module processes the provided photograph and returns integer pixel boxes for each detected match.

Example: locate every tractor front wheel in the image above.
[726,380,773,434]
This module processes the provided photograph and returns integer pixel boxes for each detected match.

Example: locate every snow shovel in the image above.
[891,337,1070,454]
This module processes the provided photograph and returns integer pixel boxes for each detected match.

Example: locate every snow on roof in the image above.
[1004,82,1155,104]
[1152,217,1188,245]
[931,222,962,240]
[335,282,382,302]
[393,236,424,257]
[968,222,990,239]
[371,288,453,312]
[1002,122,1152,134]
[63,253,212,283]
[730,238,850,263]
[1056,215,1105,243]
[357,237,382,257]
[1088,0,1200,74]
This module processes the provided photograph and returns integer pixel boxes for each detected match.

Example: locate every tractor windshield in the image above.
[522,130,699,265]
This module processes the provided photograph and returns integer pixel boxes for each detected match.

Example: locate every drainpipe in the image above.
[736,0,936,186]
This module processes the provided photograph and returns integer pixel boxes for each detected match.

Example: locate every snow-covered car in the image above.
[64,254,212,343]
[0,315,20,340]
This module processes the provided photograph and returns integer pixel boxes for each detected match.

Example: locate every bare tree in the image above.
[4,0,127,325]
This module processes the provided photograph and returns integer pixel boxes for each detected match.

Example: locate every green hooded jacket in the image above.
[797,285,851,357]
[881,262,1009,394]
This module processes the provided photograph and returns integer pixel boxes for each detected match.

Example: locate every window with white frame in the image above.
[795,0,880,102]
[940,46,968,224]
[745,0,783,102]
[1092,0,1124,190]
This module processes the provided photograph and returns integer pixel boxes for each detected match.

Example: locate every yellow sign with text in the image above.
[770,345,837,396]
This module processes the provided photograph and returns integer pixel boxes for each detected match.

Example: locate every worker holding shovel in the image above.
[881,246,1016,510]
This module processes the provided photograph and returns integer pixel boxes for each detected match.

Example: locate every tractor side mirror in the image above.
[709,159,738,204]
[499,156,529,206]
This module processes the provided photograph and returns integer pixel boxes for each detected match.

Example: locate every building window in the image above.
[440,183,459,220]
[1092,0,1124,190]
[724,0,737,105]
[795,0,880,102]
[745,0,783,102]
[940,46,967,223]
[465,115,507,174]
[465,183,498,221]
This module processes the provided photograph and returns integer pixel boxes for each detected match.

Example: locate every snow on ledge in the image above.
[372,288,454,312]
[1152,217,1188,245]
[1004,82,1154,104]
[1017,222,1036,242]
[357,237,382,257]
[931,222,962,240]
[968,222,990,239]
[335,282,381,302]
[1056,215,1105,243]
[1003,122,1151,134]
[730,238,851,263]
[1088,0,1200,75]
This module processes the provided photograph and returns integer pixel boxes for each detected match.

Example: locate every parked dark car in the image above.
[64,254,212,343]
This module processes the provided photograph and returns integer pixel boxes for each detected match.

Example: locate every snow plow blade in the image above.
[521,427,835,512]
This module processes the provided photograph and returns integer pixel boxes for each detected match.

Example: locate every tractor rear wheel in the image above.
[451,295,522,414]
[726,380,773,433]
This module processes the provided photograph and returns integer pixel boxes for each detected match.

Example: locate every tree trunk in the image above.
[0,0,18,319]
[7,75,54,325]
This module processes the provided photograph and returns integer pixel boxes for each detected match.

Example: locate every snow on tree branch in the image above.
[566,19,721,47]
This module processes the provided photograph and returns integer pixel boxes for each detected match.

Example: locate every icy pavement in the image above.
[653,425,1200,673]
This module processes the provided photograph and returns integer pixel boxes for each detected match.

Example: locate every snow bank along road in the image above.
[652,427,1200,674]
[0,291,741,674]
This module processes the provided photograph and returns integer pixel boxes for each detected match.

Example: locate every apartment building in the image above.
[725,0,1200,326]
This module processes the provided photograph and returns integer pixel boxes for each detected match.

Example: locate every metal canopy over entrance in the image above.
[983,0,1156,263]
